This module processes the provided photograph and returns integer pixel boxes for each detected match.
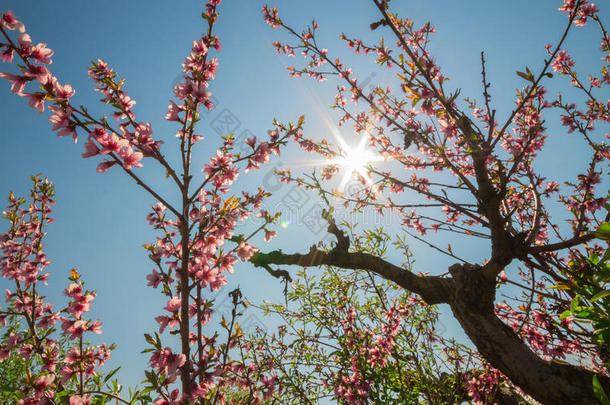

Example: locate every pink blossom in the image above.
[96,160,118,173]
[220,253,237,274]
[559,0,577,13]
[90,127,109,142]
[0,72,28,94]
[118,147,143,170]
[264,229,277,242]
[18,344,33,359]
[61,318,89,339]
[165,296,181,313]
[165,100,183,121]
[552,50,575,72]
[69,395,91,405]
[155,315,179,334]
[150,347,186,377]
[574,2,599,26]
[192,39,209,56]
[237,242,258,261]
[134,123,160,154]
[146,269,162,288]
[190,81,212,103]
[1,48,14,63]
[173,80,193,100]
[23,64,49,82]
[61,365,75,384]
[99,134,127,154]
[68,292,95,319]
[245,136,256,148]
[89,319,102,334]
[17,32,31,47]
[118,93,136,110]
[1,11,24,31]
[82,137,100,158]
[30,42,54,64]
[64,283,82,298]
[48,106,77,141]
[33,373,55,393]
[23,92,45,113]
[53,81,75,101]
[262,6,281,29]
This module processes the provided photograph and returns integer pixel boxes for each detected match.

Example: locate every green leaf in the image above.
[595,222,610,241]
[103,366,121,384]
[591,290,610,302]
[603,249,610,264]
[593,375,610,405]
[571,296,580,312]
[516,71,529,80]
[591,254,601,265]
[144,333,156,346]
[599,266,610,282]
[559,310,572,320]
[516,68,535,82]
[601,329,610,346]
[55,390,70,399]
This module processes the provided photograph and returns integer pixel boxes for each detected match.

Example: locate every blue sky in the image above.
[0,0,608,392]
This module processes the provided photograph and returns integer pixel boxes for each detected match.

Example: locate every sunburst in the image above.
[329,130,382,196]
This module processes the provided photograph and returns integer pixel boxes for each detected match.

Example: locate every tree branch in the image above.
[251,246,452,305]
[527,233,596,253]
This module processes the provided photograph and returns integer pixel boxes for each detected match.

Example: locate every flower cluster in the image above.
[0,177,121,404]
[331,301,409,404]
[0,10,167,174]
[2,2,302,402]
[559,0,600,26]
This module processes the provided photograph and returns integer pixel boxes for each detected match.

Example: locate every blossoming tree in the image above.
[251,0,610,403]
[0,0,609,404]
[241,229,537,404]
[0,1,302,403]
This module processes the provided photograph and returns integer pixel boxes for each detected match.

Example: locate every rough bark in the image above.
[494,385,536,405]
[447,263,609,404]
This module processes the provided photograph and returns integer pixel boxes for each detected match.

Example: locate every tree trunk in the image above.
[448,263,609,404]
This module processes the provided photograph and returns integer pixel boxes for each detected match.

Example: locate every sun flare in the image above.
[335,143,378,178]
[329,131,382,196]
[333,132,381,173]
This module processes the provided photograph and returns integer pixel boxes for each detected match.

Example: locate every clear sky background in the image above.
[0,0,608,392]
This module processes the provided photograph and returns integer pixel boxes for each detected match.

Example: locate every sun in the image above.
[296,100,382,196]
[335,140,378,177]
[329,131,382,194]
